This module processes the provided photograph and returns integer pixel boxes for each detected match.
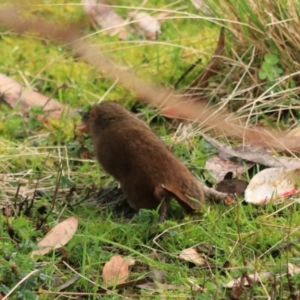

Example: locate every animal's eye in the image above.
[81,110,90,123]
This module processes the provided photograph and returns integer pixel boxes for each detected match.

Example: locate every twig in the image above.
[2,269,38,300]
[174,58,202,88]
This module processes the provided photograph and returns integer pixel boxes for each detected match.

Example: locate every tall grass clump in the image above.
[203,0,300,125]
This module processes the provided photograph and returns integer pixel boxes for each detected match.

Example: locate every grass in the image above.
[202,0,300,127]
[1,0,300,299]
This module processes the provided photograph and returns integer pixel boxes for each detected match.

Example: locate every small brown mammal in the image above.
[79,102,205,221]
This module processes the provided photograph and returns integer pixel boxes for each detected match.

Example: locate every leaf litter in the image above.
[102,255,134,286]
[179,247,206,266]
[128,11,161,40]
[82,0,128,39]
[225,263,300,289]
[31,216,78,258]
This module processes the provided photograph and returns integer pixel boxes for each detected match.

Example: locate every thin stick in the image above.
[2,269,38,300]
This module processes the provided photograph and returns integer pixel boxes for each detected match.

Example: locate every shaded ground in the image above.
[89,185,136,219]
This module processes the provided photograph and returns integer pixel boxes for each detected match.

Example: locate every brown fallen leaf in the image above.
[0,74,74,119]
[205,154,252,182]
[30,216,78,258]
[82,0,127,39]
[224,271,272,288]
[202,133,300,169]
[128,11,160,40]
[179,247,206,266]
[149,270,167,283]
[102,255,130,286]
[225,264,300,290]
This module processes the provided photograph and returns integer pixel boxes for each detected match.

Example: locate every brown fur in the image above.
[83,102,205,221]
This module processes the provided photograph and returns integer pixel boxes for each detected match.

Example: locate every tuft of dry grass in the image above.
[196,0,300,129]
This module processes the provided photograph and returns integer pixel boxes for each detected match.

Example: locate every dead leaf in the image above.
[202,133,300,169]
[149,270,167,283]
[0,74,74,119]
[205,154,252,182]
[179,247,206,266]
[31,216,78,258]
[224,272,272,288]
[125,257,136,266]
[82,0,127,39]
[287,263,300,275]
[102,255,130,286]
[225,264,300,291]
[128,11,160,40]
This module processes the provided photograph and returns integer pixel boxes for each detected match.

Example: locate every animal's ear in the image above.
[157,183,201,211]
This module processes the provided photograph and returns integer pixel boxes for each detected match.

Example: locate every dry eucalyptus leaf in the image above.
[179,247,206,266]
[205,154,252,182]
[202,133,300,169]
[82,0,127,39]
[102,255,130,286]
[31,216,78,258]
[128,11,160,40]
